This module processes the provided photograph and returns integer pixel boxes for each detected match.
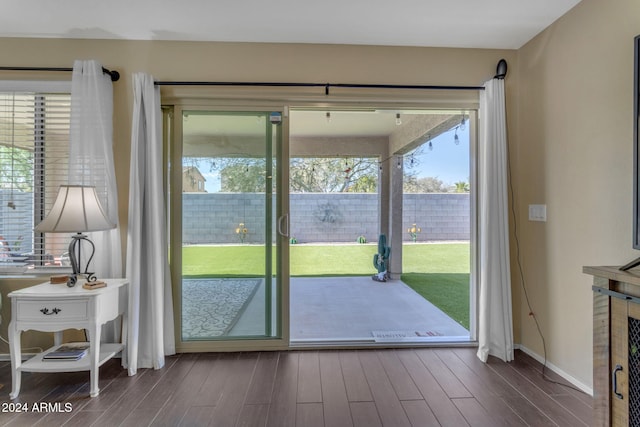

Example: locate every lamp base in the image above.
[68,233,97,287]
[67,272,97,287]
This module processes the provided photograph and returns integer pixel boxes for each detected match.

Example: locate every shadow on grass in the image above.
[401,272,470,330]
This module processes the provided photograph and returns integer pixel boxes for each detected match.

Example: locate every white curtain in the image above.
[126,73,175,375]
[477,78,514,363]
[69,60,122,344]
[69,60,122,279]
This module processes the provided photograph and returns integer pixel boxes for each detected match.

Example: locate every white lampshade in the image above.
[35,185,115,233]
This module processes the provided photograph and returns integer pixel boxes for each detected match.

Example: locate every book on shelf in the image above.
[43,343,90,361]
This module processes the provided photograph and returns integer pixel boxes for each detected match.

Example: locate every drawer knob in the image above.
[40,308,62,315]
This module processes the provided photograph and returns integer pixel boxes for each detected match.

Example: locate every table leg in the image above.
[88,322,101,397]
[53,331,63,347]
[121,312,129,371]
[9,321,21,399]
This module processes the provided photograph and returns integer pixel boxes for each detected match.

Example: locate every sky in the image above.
[196,121,470,193]
[201,166,221,193]
[405,124,470,185]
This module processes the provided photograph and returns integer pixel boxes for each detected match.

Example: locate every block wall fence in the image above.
[183,193,470,245]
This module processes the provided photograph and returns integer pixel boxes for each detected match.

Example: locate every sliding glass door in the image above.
[172,108,287,351]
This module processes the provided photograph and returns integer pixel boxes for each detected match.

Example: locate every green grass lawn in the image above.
[182,243,469,276]
[182,243,470,328]
[400,243,470,329]
[182,244,382,277]
[400,273,469,329]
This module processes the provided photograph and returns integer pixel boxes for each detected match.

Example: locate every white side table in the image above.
[8,278,129,399]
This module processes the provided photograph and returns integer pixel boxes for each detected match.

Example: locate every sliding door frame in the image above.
[164,90,479,352]
[167,101,290,353]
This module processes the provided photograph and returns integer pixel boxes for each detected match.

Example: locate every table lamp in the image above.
[35,185,115,287]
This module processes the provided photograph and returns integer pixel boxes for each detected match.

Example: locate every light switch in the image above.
[528,204,547,222]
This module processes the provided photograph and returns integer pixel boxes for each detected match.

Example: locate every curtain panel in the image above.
[126,73,175,374]
[477,77,514,363]
[69,60,122,279]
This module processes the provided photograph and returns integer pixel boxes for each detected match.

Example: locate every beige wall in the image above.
[0,37,521,366]
[0,37,514,249]
[0,37,515,354]
[515,0,640,389]
[4,1,632,390]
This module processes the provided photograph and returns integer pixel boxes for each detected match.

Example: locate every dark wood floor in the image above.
[0,348,592,426]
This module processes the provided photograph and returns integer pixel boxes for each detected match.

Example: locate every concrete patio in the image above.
[228,276,470,343]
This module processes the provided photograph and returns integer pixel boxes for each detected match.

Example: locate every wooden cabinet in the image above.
[585,266,640,426]
[610,296,640,425]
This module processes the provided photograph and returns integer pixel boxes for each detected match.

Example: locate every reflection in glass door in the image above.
[179,110,282,343]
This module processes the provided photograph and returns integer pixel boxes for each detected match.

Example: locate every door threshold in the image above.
[289,338,476,350]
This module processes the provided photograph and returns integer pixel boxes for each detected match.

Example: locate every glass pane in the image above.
[181,111,278,340]
[287,109,471,343]
[402,118,471,335]
[0,92,71,271]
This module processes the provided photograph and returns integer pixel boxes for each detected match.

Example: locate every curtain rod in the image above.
[154,59,507,93]
[0,66,120,82]
[153,80,485,95]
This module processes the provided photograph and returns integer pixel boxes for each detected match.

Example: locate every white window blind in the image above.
[0,90,71,272]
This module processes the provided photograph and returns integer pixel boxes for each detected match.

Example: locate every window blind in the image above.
[0,91,71,272]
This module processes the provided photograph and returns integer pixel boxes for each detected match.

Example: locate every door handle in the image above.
[613,364,624,399]
[277,214,289,237]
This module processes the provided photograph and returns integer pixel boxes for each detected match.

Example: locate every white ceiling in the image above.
[2,0,582,49]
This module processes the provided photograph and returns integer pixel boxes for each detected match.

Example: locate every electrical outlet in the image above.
[528,204,547,222]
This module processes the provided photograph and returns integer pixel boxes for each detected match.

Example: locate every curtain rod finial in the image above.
[104,69,120,82]
[495,59,507,79]
[101,67,119,82]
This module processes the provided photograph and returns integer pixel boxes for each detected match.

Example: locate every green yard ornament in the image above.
[372,234,390,282]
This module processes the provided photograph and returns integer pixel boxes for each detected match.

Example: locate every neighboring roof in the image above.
[183,166,205,180]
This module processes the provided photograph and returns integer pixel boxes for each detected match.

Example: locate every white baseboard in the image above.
[515,344,593,396]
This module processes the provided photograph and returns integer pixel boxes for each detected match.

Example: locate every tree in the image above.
[219,159,268,192]
[187,156,454,194]
[202,157,380,193]
[403,176,449,193]
[289,157,378,193]
[0,146,33,192]
[454,181,470,193]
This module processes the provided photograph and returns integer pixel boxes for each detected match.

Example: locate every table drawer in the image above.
[16,299,89,322]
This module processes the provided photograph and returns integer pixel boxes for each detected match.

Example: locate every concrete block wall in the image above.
[182,193,267,245]
[2,191,470,248]
[289,193,379,243]
[403,193,470,242]
[182,192,470,245]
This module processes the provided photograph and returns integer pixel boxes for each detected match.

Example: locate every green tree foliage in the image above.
[0,145,33,192]
[403,176,449,193]
[219,159,268,192]
[454,181,470,193]
[289,157,378,193]
[212,157,380,193]
[187,156,456,194]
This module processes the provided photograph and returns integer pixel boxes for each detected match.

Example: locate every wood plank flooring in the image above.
[0,348,592,426]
